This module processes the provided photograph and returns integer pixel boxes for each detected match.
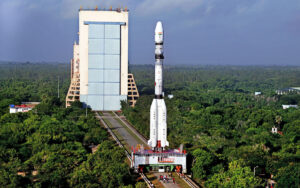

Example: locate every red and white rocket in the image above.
[148,21,169,150]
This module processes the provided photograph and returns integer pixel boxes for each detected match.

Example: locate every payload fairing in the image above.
[148,21,169,150]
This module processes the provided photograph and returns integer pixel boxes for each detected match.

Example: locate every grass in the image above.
[145,173,164,188]
[172,172,192,188]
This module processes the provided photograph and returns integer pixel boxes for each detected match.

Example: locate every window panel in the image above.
[89,39,104,54]
[104,70,119,82]
[89,24,104,38]
[104,55,120,69]
[105,25,120,39]
[88,83,103,95]
[105,39,120,55]
[104,83,119,95]
[89,69,104,82]
[89,55,104,69]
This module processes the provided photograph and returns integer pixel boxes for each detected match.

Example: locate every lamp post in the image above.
[86,84,88,117]
[85,100,88,117]
[254,166,259,176]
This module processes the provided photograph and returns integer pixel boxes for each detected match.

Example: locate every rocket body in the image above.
[148,21,169,150]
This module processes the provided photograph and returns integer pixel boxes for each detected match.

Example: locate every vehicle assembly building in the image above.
[66,8,139,110]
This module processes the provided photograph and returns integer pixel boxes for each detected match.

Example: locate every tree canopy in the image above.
[0,63,136,187]
[123,65,300,187]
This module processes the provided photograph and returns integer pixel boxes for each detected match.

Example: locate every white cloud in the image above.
[0,0,25,10]
[60,0,131,19]
[204,3,214,14]
[136,0,204,16]
[236,0,268,15]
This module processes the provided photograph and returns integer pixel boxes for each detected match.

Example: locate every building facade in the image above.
[79,9,129,111]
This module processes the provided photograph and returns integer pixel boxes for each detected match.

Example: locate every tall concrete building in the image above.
[66,8,139,110]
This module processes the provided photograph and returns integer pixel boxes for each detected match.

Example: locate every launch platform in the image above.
[132,148,187,173]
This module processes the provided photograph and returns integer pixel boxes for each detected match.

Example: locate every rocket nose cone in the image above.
[155,21,163,33]
[155,21,163,43]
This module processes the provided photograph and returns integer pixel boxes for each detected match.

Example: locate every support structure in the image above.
[127,73,139,107]
[66,42,80,107]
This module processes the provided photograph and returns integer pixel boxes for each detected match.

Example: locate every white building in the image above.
[282,104,298,109]
[79,9,129,111]
[9,102,40,113]
[271,126,278,134]
[276,87,300,95]
[168,94,174,99]
[10,105,32,113]
[254,92,261,96]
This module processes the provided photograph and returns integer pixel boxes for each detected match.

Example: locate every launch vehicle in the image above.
[132,21,187,173]
[148,21,169,150]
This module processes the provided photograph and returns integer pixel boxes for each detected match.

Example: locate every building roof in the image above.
[79,8,129,12]
[277,87,300,92]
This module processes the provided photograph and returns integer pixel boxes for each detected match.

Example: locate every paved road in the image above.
[112,111,148,145]
[153,173,180,188]
[101,112,140,149]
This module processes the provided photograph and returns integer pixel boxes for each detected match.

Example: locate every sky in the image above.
[0,0,300,65]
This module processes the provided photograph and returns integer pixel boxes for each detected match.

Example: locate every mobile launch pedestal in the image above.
[132,22,187,173]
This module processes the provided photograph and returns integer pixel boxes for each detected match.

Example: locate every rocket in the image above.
[148,21,169,150]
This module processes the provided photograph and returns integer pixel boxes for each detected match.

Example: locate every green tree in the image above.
[275,162,300,188]
[191,149,214,180]
[205,160,262,188]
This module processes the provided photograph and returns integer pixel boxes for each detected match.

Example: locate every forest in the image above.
[0,62,299,187]
[0,63,138,187]
[123,65,300,187]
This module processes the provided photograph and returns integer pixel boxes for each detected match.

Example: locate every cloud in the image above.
[134,0,270,28]
[60,0,131,19]
[135,0,204,15]
[1,0,132,19]
[236,0,268,14]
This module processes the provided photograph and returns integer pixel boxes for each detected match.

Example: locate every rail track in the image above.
[96,111,200,188]
[112,112,200,188]
[95,112,154,188]
[176,172,199,188]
